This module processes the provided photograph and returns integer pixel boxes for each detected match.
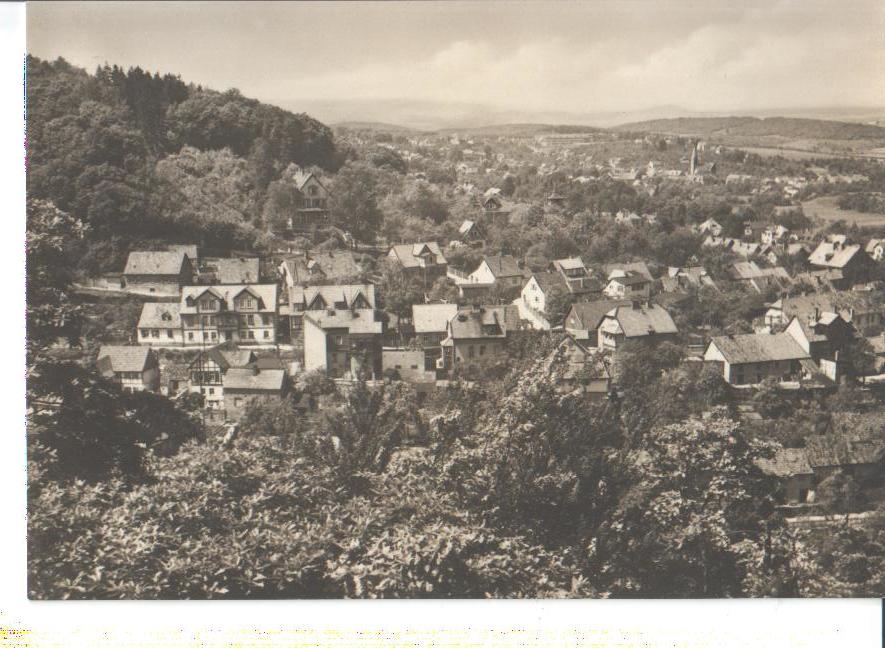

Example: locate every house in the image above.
[303,308,384,379]
[412,303,459,370]
[791,268,846,293]
[804,432,885,484]
[387,242,448,280]
[180,284,278,347]
[479,188,512,223]
[545,335,612,401]
[284,284,375,336]
[122,250,195,296]
[761,225,791,246]
[603,271,651,299]
[703,332,808,385]
[96,346,160,393]
[197,257,261,285]
[603,261,654,282]
[808,236,875,284]
[597,302,678,350]
[865,238,884,262]
[222,366,287,421]
[663,266,716,292]
[137,303,183,346]
[186,345,257,410]
[728,261,791,293]
[784,313,856,381]
[159,360,190,398]
[382,348,436,384]
[278,250,365,288]
[441,304,520,371]
[522,270,570,313]
[469,254,525,289]
[549,258,603,297]
[764,291,884,332]
[564,299,632,345]
[458,219,484,243]
[288,169,330,230]
[756,449,815,506]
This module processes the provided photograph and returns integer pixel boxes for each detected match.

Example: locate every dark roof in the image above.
[124,250,189,276]
[604,303,678,337]
[804,435,885,468]
[531,272,568,294]
[97,346,154,373]
[608,271,649,286]
[223,367,286,392]
[482,254,522,278]
[202,257,260,284]
[708,332,808,364]
[756,448,813,477]
[567,300,632,330]
[448,305,519,340]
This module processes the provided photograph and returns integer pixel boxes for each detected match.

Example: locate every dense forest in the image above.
[26,56,343,273]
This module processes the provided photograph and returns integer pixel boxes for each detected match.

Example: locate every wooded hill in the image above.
[26,56,342,273]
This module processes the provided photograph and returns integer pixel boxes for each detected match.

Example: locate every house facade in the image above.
[387,242,448,281]
[96,346,160,393]
[442,305,520,371]
[137,303,183,346]
[223,367,287,421]
[303,308,384,379]
[597,302,678,350]
[180,284,278,347]
[703,332,808,385]
[122,250,195,296]
[470,254,525,289]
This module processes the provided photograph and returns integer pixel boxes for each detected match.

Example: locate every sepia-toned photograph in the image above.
[23,0,885,601]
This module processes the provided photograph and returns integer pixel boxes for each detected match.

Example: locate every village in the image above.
[59,129,885,519]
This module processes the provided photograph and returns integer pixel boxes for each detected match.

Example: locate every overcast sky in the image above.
[27,1,885,114]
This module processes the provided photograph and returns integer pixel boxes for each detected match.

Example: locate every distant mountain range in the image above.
[281,97,885,133]
[613,116,885,141]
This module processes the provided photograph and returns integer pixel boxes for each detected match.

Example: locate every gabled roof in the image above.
[303,308,384,335]
[603,303,678,337]
[481,254,522,278]
[180,284,278,313]
[756,448,813,477]
[222,367,286,392]
[530,272,569,295]
[607,271,649,287]
[865,238,884,253]
[552,257,586,272]
[804,434,885,468]
[412,303,459,334]
[203,257,260,284]
[603,261,653,282]
[459,220,476,235]
[808,240,863,269]
[124,250,190,276]
[290,284,376,311]
[282,250,363,283]
[97,346,154,374]
[389,242,447,268]
[448,305,519,340]
[567,300,632,330]
[137,303,181,329]
[293,170,327,193]
[707,332,808,364]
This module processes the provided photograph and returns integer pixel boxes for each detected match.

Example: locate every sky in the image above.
[27,1,885,119]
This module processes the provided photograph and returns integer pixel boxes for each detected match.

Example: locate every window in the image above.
[152,329,159,338]
[167,330,174,339]
[410,364,418,370]
[395,364,402,369]
[264,330,270,339]
[210,332,217,341]
[208,388,214,395]
[468,346,475,359]
[188,332,194,341]
[247,315,255,326]
[140,329,148,338]
[479,345,486,356]
[234,397,243,408]
[248,331,255,340]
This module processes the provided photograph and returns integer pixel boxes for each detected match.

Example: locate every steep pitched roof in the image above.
[756,448,813,477]
[448,305,519,340]
[97,346,153,374]
[180,284,278,313]
[412,303,459,334]
[608,271,649,287]
[809,240,863,269]
[303,308,384,335]
[282,250,364,283]
[124,250,189,276]
[603,261,653,282]
[604,303,678,337]
[290,284,376,311]
[137,303,181,329]
[203,257,260,284]
[707,332,808,364]
[567,300,632,330]
[804,435,885,468]
[531,272,569,295]
[389,242,447,268]
[481,254,522,278]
